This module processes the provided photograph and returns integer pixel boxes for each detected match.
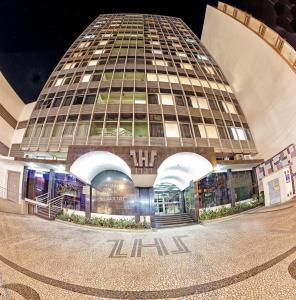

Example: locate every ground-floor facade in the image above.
[0,145,263,226]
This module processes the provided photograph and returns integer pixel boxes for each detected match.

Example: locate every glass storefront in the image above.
[54,173,85,211]
[25,169,86,211]
[198,171,254,208]
[26,169,49,199]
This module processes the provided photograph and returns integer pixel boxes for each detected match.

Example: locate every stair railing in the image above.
[35,193,49,204]
[48,195,65,219]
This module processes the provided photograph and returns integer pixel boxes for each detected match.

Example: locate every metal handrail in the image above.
[48,194,67,219]
[36,193,49,201]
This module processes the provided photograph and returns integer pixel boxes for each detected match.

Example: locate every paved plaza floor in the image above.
[1,200,296,299]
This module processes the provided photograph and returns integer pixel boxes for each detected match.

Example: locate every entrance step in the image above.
[153,213,196,228]
[35,207,62,221]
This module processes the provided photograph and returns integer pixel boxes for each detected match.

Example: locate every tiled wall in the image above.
[256,144,296,193]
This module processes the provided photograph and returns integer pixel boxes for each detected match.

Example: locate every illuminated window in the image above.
[152,49,162,55]
[168,75,179,84]
[152,59,168,67]
[199,80,210,88]
[165,122,180,138]
[180,63,193,70]
[78,41,91,48]
[151,41,160,46]
[179,76,191,85]
[55,78,64,87]
[158,74,168,82]
[203,66,215,75]
[205,125,218,139]
[94,49,105,55]
[84,34,96,39]
[231,127,246,140]
[197,54,209,61]
[198,124,206,138]
[176,52,187,58]
[172,42,182,48]
[99,40,108,46]
[63,62,78,70]
[82,74,92,83]
[159,94,174,105]
[88,60,98,66]
[222,101,237,114]
[190,97,209,109]
[134,93,146,104]
[167,36,179,41]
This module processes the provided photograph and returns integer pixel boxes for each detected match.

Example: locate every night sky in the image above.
[0,0,256,103]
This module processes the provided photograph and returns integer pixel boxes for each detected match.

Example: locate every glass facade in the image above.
[198,171,254,208]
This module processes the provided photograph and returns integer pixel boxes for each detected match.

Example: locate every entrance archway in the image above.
[154,152,213,190]
[70,151,132,184]
[154,152,213,216]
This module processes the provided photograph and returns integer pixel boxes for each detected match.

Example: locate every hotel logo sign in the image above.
[130,149,157,168]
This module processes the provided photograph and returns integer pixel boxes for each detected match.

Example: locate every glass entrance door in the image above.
[154,183,183,215]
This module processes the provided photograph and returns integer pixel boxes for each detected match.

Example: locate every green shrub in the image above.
[199,200,261,221]
[57,212,150,229]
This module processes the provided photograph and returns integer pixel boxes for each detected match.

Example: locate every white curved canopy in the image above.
[70,151,131,184]
[154,152,213,190]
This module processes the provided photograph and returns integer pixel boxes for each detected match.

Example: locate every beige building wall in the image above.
[201,6,296,160]
[0,72,35,155]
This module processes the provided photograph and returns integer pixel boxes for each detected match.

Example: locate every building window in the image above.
[99,40,108,46]
[168,75,179,83]
[52,124,64,137]
[119,122,132,136]
[102,34,113,38]
[84,34,96,39]
[176,52,187,58]
[222,101,237,114]
[94,49,105,55]
[76,122,89,136]
[159,94,174,105]
[180,63,193,70]
[205,124,218,139]
[104,123,117,136]
[147,73,158,82]
[203,66,216,75]
[152,59,168,67]
[158,74,169,83]
[63,123,75,136]
[197,54,209,61]
[150,41,160,46]
[150,123,164,137]
[190,97,209,110]
[88,60,98,66]
[152,49,162,55]
[165,122,179,138]
[134,93,146,104]
[180,124,192,138]
[82,74,92,83]
[63,62,78,70]
[135,122,148,137]
[230,127,246,140]
[78,41,91,48]
[179,76,191,85]
[90,122,103,136]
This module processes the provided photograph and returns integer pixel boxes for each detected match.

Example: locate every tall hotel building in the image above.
[0,12,270,226]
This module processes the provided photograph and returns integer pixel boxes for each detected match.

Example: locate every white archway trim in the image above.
[154,152,213,190]
[70,151,131,184]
